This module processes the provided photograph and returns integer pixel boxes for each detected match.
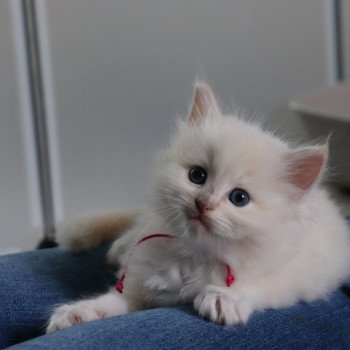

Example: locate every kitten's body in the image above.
[47,82,350,332]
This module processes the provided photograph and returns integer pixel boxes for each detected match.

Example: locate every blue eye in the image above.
[189,166,207,185]
[229,189,250,207]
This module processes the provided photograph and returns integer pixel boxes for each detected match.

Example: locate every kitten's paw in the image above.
[46,302,105,333]
[194,287,253,326]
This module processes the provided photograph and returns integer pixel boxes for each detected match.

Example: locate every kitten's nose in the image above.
[195,198,215,213]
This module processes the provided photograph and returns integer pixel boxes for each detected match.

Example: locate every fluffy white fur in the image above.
[47,82,350,332]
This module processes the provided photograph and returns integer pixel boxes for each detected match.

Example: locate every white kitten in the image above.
[47,81,350,332]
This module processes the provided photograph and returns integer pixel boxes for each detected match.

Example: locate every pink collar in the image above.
[116,233,235,293]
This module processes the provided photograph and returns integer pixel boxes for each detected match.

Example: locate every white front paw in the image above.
[194,287,253,326]
[46,302,105,333]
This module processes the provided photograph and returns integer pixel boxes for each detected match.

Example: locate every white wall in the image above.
[36,0,333,223]
[0,1,338,251]
[0,1,42,252]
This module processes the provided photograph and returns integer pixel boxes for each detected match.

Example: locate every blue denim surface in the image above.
[1,220,349,349]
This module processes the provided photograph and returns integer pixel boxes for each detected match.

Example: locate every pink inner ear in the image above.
[187,82,221,125]
[189,91,208,123]
[288,152,325,190]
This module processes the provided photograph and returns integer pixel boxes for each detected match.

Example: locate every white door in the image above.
[0,1,42,252]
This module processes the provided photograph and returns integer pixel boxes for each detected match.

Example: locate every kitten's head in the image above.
[151,82,328,246]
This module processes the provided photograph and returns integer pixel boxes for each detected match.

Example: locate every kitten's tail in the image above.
[57,211,137,252]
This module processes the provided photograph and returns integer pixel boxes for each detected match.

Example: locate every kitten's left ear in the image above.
[284,144,328,192]
[187,81,222,125]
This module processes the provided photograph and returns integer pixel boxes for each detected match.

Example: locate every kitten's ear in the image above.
[284,145,328,192]
[187,81,222,125]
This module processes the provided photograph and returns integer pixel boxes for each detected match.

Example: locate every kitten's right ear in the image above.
[187,81,222,125]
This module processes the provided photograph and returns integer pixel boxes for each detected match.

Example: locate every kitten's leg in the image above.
[237,272,334,316]
[236,249,350,320]
[107,228,139,265]
[46,289,130,333]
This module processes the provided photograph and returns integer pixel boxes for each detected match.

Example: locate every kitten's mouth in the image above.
[188,214,211,231]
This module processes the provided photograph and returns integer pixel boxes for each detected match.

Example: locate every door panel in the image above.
[0,1,42,251]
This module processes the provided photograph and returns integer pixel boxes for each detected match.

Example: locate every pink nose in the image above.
[195,199,215,213]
